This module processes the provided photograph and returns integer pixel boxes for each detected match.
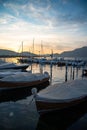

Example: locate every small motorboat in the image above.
[0,71,50,90]
[32,78,87,116]
[0,62,29,70]
[0,70,32,79]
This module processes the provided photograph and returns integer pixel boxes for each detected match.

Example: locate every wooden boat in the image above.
[32,78,87,115]
[0,70,32,79]
[37,100,87,130]
[0,62,29,70]
[0,80,49,103]
[0,71,50,90]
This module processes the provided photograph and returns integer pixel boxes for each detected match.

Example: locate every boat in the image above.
[0,70,32,79]
[0,71,50,90]
[0,62,29,71]
[37,100,87,130]
[0,80,49,103]
[32,78,87,116]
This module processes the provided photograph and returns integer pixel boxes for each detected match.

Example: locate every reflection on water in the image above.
[1,57,18,63]
[29,63,83,84]
[0,98,39,130]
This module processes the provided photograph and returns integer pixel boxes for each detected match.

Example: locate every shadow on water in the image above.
[36,100,87,130]
[0,81,49,103]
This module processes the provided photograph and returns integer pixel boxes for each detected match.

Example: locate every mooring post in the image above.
[76,66,78,78]
[82,65,85,78]
[65,62,68,82]
[50,61,53,84]
[40,63,43,74]
[70,65,72,80]
[72,64,75,80]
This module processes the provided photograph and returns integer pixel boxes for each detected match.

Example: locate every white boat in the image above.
[0,71,50,90]
[0,70,32,79]
[0,62,29,70]
[32,78,87,115]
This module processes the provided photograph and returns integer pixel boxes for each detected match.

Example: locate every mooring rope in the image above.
[25,88,37,109]
[28,95,35,106]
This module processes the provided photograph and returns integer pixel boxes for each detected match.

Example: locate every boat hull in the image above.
[0,81,49,103]
[0,77,49,89]
[37,100,87,130]
[36,96,87,115]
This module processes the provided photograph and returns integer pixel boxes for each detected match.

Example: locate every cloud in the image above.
[1,0,87,28]
[2,0,51,23]
[0,13,17,25]
[0,0,87,52]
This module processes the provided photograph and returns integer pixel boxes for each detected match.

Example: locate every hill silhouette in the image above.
[59,46,87,58]
[0,46,87,58]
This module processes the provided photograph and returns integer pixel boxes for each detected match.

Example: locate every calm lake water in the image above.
[0,59,87,130]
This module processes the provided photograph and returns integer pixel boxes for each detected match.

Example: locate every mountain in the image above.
[0,46,87,58]
[0,49,37,56]
[59,46,87,58]
[20,51,37,56]
[0,49,17,56]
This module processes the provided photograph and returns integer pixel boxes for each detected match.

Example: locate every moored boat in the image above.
[0,71,50,90]
[37,100,87,130]
[0,62,29,70]
[32,78,87,116]
[0,70,32,79]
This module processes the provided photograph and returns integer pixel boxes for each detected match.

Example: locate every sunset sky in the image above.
[0,0,87,54]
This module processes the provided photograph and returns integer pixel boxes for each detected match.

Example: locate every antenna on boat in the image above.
[51,49,53,59]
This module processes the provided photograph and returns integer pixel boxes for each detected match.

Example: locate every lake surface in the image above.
[0,62,87,130]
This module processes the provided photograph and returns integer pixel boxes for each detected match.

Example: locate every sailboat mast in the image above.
[51,49,53,59]
[33,38,34,54]
[22,41,23,59]
[41,40,44,56]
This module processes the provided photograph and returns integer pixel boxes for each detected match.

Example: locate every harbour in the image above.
[0,0,87,129]
[0,58,87,130]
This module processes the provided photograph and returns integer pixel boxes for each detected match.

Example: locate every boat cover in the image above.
[0,62,29,69]
[0,72,49,82]
[37,78,87,102]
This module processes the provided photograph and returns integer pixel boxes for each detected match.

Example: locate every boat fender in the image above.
[31,88,37,97]
[44,71,49,76]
